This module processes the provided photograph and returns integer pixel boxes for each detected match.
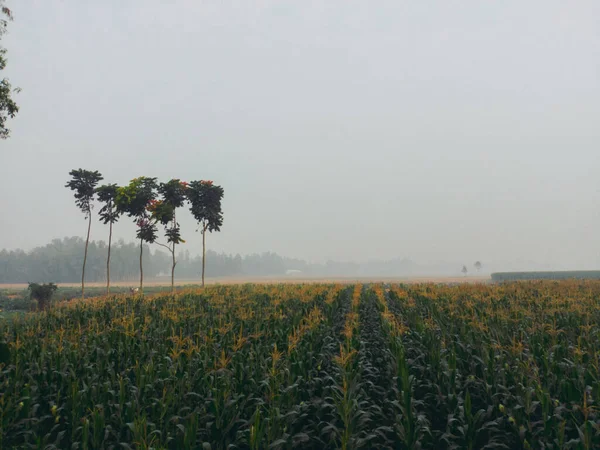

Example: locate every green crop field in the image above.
[1,281,600,449]
[0,285,194,316]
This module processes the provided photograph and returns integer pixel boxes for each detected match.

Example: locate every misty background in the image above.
[1,1,599,276]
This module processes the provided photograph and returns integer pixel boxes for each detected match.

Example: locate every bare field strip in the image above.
[0,275,490,289]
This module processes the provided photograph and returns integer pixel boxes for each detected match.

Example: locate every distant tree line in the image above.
[0,237,311,283]
[0,236,480,282]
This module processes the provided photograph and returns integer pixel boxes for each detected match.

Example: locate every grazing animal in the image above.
[130,287,139,294]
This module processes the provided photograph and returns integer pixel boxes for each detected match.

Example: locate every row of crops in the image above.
[1,281,600,449]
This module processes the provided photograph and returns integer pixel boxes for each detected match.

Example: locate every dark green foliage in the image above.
[188,180,224,286]
[155,179,189,290]
[155,179,187,243]
[2,282,600,448]
[116,176,157,220]
[66,169,104,298]
[135,217,158,244]
[492,271,600,282]
[27,282,57,310]
[149,199,175,226]
[65,169,103,218]
[0,340,9,364]
[0,68,17,139]
[0,2,18,139]
[381,282,600,449]
[96,183,121,225]
[164,225,182,246]
[115,177,159,245]
[158,179,188,211]
[0,285,345,448]
[96,184,122,293]
[187,180,224,233]
[115,177,159,291]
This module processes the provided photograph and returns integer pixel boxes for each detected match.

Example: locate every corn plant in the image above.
[1,281,600,448]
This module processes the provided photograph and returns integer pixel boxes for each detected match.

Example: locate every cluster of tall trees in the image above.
[66,170,224,296]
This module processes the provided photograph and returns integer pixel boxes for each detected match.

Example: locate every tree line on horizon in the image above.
[65,170,224,296]
[0,236,310,284]
[0,236,487,283]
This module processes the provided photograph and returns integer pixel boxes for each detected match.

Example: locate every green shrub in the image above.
[27,282,58,310]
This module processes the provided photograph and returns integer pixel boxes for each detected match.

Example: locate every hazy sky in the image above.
[1,1,599,269]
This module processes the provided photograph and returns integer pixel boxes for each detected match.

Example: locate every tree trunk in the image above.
[82,212,92,299]
[139,237,144,293]
[171,211,176,293]
[106,221,113,295]
[202,224,206,287]
[171,244,176,293]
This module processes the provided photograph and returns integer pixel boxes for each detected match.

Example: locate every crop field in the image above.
[1,281,600,449]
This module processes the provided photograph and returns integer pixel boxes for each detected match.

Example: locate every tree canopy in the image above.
[96,184,121,225]
[188,180,224,233]
[65,170,104,218]
[0,2,18,139]
[187,180,224,286]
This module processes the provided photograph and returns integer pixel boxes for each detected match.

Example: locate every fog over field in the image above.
[1,1,599,272]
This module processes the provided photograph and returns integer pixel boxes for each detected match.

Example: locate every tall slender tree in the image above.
[65,169,103,298]
[0,2,19,139]
[151,179,188,292]
[96,184,121,294]
[116,177,158,293]
[187,180,224,287]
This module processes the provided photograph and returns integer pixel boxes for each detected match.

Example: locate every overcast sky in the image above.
[1,0,599,269]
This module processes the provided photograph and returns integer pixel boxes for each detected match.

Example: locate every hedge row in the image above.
[491,271,600,282]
